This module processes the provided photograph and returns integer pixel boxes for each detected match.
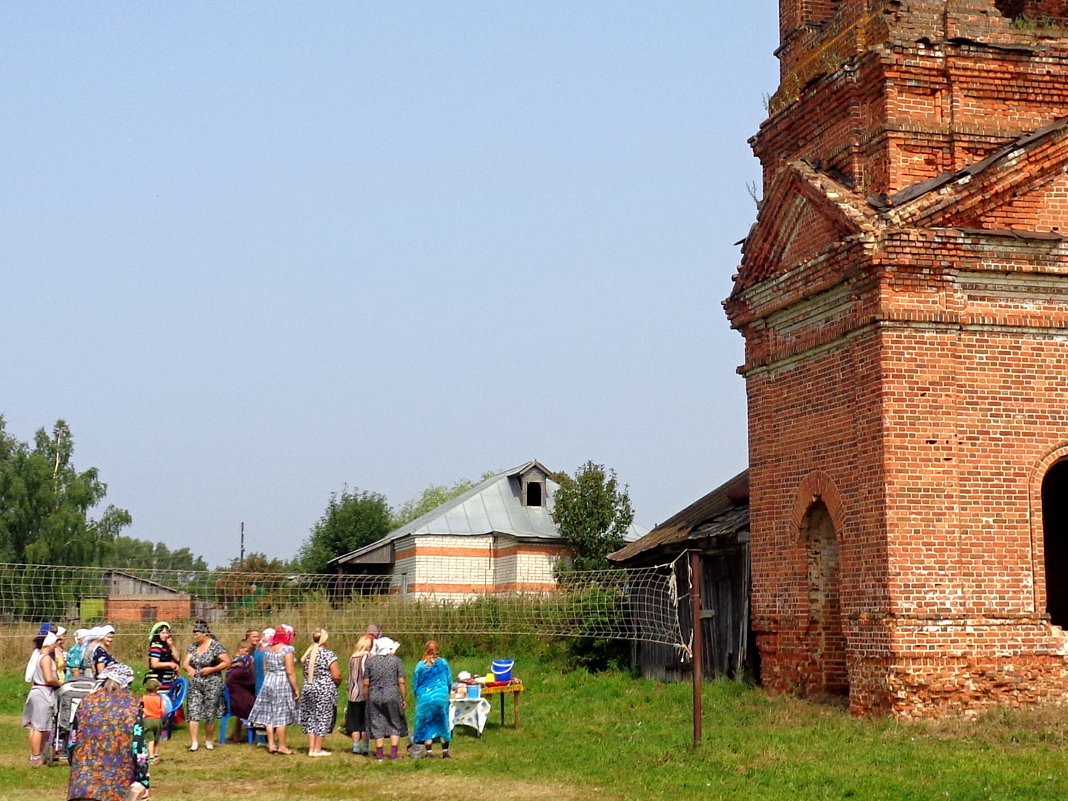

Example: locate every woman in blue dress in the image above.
[412,640,452,758]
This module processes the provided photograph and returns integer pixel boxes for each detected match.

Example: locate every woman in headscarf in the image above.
[412,640,453,758]
[86,625,118,676]
[344,634,374,755]
[65,628,90,681]
[247,623,300,755]
[67,662,149,801]
[299,627,341,757]
[181,619,230,751]
[145,622,180,694]
[223,639,256,742]
[362,636,408,760]
[24,623,64,766]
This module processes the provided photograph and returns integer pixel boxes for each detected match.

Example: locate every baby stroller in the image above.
[48,679,98,766]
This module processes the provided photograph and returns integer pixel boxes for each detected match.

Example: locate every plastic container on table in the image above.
[466,683,481,699]
[491,659,514,681]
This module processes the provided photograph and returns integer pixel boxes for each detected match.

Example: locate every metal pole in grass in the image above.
[690,550,704,745]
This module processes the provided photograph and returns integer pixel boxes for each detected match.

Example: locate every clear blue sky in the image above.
[2,2,780,568]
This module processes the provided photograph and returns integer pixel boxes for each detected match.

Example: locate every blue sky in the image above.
[2,2,780,568]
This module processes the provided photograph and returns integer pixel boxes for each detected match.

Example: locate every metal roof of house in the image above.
[609,469,749,565]
[330,460,648,567]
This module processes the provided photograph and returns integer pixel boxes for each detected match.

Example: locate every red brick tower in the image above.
[724,0,1068,716]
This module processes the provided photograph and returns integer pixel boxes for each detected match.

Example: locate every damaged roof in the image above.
[609,469,750,564]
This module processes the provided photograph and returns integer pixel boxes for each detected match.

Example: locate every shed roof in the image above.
[610,469,749,564]
[330,460,647,567]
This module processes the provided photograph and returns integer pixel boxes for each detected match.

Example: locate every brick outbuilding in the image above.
[724,0,1068,716]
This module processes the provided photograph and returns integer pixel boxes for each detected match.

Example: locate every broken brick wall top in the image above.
[759,0,1068,199]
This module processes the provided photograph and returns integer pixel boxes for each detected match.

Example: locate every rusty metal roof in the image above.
[609,469,749,564]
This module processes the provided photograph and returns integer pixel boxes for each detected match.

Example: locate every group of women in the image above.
[21,619,459,799]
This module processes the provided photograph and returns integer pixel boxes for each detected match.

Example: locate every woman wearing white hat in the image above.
[65,628,90,681]
[67,663,150,801]
[362,637,408,760]
[23,623,64,765]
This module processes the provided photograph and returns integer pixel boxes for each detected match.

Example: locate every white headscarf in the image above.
[374,636,400,656]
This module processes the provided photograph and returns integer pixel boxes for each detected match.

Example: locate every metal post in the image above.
[240,522,245,563]
[690,549,704,745]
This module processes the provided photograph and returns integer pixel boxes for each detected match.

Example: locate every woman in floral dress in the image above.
[181,620,230,751]
[248,624,300,754]
[67,663,149,801]
[299,628,341,757]
[362,637,408,760]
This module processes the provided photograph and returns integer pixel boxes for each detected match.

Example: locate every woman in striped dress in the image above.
[247,624,300,754]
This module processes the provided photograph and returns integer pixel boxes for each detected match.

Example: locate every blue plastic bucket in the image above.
[491,659,514,681]
[466,683,480,699]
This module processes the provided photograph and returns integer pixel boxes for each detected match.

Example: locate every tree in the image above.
[105,535,209,573]
[549,461,636,671]
[0,417,131,566]
[550,461,634,576]
[391,476,482,527]
[214,552,289,612]
[296,488,393,573]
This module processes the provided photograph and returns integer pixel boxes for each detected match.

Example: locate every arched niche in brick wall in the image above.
[789,470,846,534]
[1032,446,1068,627]
[792,471,849,699]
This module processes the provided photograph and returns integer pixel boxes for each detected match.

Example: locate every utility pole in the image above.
[240,521,245,564]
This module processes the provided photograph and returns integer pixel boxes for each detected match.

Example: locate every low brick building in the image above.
[725,0,1068,716]
[101,570,192,624]
[330,460,647,600]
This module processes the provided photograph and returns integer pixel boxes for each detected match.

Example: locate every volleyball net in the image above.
[0,559,687,649]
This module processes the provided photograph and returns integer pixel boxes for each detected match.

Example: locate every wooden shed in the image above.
[610,470,757,682]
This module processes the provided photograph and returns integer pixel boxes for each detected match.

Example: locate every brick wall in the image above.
[730,1,1068,716]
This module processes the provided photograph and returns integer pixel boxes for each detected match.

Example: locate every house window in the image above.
[525,481,543,507]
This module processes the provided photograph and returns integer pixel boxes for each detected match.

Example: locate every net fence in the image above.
[0,560,686,648]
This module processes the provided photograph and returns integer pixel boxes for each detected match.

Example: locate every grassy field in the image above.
[2,658,1068,801]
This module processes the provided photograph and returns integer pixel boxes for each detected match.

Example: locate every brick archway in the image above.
[789,471,846,535]
[791,472,849,698]
[1030,445,1068,622]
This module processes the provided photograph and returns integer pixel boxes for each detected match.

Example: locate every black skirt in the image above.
[344,700,367,734]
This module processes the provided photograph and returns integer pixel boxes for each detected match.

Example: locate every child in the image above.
[141,678,173,762]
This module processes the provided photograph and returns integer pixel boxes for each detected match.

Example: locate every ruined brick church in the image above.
[724,0,1068,716]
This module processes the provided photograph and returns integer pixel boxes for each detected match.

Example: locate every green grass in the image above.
[1,658,1067,801]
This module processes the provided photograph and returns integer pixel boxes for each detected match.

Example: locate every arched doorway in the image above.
[1042,459,1068,626]
[804,501,849,697]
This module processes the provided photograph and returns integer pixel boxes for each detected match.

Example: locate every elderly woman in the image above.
[181,620,230,751]
[89,625,117,676]
[145,622,180,694]
[24,623,64,766]
[412,640,453,758]
[299,628,341,757]
[362,636,408,761]
[67,663,149,801]
[248,624,300,755]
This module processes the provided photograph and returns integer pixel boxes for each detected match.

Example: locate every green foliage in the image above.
[297,487,392,573]
[0,417,131,567]
[550,460,634,576]
[391,472,497,528]
[214,552,291,612]
[103,535,208,572]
